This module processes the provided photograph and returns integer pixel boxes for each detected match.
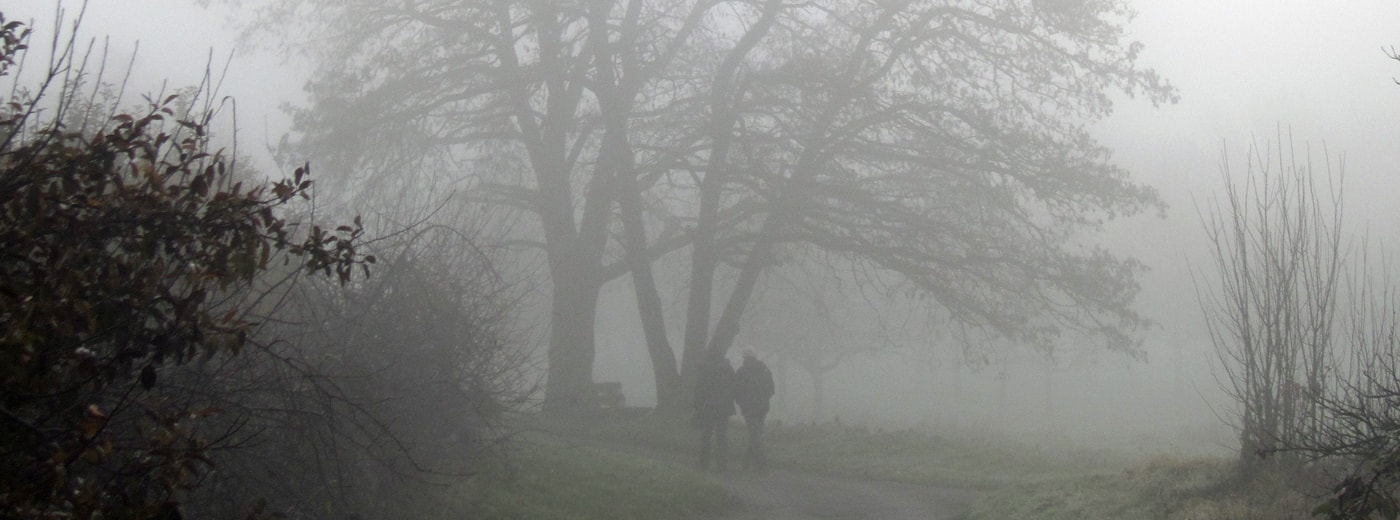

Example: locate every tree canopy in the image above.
[242,0,1175,413]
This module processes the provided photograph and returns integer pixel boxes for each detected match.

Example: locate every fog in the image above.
[597,0,1400,456]
[16,0,1400,462]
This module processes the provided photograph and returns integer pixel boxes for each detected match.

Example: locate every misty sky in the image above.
[1107,0,1400,223]
[10,0,1400,393]
[12,1,1398,180]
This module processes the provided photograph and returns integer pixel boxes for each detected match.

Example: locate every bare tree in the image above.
[1282,45,1400,518]
[670,0,1175,391]
[1288,253,1400,518]
[1196,136,1347,472]
[240,0,1175,418]
[239,0,713,415]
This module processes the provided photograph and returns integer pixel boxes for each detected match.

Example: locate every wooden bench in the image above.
[593,381,624,409]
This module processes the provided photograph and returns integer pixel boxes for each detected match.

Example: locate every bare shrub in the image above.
[1196,136,1346,472]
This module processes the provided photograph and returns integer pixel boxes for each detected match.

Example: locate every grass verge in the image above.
[540,411,1333,518]
[458,433,736,520]
[547,411,1116,489]
[767,424,1115,488]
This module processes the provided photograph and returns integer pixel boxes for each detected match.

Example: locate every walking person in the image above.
[735,350,775,471]
[693,349,736,471]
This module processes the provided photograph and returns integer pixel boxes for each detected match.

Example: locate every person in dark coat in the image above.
[734,350,775,470]
[693,349,736,471]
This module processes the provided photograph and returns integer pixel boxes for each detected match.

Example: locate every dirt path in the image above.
[714,467,977,520]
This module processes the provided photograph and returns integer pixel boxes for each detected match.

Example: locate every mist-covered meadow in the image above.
[5,1,1400,518]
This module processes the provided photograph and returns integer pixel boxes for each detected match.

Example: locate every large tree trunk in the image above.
[534,176,607,417]
[608,112,681,413]
[541,251,602,416]
[680,0,784,396]
[618,172,682,413]
[516,2,613,418]
[582,0,682,415]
